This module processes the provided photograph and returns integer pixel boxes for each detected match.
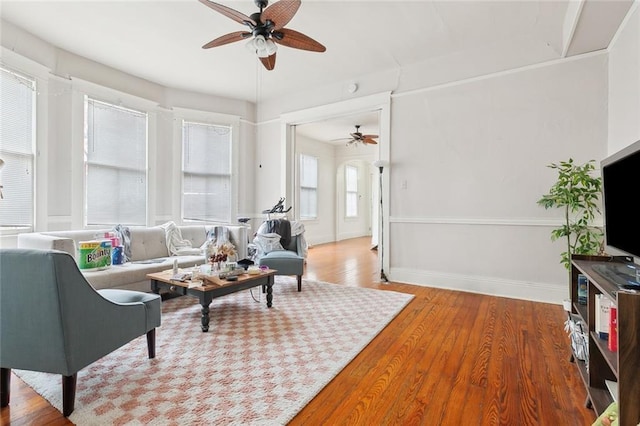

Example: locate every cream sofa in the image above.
[17,224,247,292]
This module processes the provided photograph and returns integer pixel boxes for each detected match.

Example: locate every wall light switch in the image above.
[401,180,408,189]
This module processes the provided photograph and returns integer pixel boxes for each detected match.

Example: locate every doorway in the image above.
[279,92,391,276]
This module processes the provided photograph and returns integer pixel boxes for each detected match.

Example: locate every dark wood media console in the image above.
[570,254,640,426]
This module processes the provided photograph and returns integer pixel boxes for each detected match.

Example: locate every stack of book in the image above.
[595,292,618,352]
[595,293,612,340]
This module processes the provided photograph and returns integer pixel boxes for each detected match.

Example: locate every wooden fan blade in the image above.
[363,137,378,145]
[362,134,379,139]
[202,31,251,49]
[273,28,326,52]
[260,52,277,71]
[262,0,300,31]
[198,0,256,26]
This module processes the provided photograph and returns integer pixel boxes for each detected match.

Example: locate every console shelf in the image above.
[570,255,640,426]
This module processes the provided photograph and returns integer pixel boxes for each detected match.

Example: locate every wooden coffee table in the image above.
[147,269,276,332]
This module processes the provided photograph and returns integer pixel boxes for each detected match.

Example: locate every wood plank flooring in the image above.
[2,237,596,425]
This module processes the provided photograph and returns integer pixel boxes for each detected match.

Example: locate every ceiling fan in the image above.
[199,0,326,71]
[337,125,378,146]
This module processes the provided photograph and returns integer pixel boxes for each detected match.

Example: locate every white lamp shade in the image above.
[254,35,267,51]
[246,35,277,58]
[265,39,277,55]
[373,160,389,169]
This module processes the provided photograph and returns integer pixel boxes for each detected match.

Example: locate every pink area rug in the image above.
[15,277,413,425]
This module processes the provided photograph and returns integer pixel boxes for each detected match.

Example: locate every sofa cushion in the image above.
[180,226,209,249]
[258,250,304,276]
[128,227,169,261]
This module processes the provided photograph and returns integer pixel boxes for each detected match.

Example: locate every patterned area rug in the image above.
[15,277,413,425]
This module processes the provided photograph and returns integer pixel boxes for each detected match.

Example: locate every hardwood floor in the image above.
[2,237,596,425]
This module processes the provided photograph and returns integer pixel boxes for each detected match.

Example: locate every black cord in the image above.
[249,287,261,302]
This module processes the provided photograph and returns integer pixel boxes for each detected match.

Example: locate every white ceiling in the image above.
[0,0,634,142]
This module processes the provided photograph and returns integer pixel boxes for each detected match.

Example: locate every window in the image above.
[182,121,232,223]
[85,97,147,226]
[0,67,36,228]
[345,165,358,217]
[299,154,318,219]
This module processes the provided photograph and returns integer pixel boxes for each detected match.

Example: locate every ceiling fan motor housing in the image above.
[249,12,272,38]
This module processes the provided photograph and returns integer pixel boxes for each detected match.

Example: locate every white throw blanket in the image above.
[253,220,308,259]
[159,221,202,256]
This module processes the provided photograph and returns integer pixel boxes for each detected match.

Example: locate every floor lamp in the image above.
[373,159,389,282]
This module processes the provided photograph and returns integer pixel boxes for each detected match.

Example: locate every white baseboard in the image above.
[337,231,370,241]
[306,235,336,247]
[390,267,567,305]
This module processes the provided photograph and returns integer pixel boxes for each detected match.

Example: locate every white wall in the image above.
[295,135,336,245]
[388,54,608,303]
[608,4,640,154]
[254,119,284,227]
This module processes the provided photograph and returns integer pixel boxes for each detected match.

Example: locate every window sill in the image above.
[0,226,33,237]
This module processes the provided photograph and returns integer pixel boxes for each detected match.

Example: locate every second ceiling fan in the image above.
[338,125,378,146]
[199,0,326,70]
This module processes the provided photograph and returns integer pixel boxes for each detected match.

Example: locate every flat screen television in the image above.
[596,139,640,289]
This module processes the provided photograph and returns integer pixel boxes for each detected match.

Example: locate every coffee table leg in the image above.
[266,276,273,308]
[201,303,210,332]
[199,293,213,332]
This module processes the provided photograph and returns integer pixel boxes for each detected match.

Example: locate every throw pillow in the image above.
[112,224,131,263]
[253,232,284,259]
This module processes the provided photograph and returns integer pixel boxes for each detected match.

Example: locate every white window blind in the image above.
[0,67,35,228]
[182,121,232,223]
[85,97,147,226]
[346,165,358,217]
[300,154,318,219]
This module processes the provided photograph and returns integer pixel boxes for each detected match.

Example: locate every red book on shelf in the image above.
[608,305,618,352]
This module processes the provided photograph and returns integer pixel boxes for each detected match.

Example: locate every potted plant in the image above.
[537,158,603,272]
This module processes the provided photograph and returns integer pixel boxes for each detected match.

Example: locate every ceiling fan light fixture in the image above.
[246,35,277,58]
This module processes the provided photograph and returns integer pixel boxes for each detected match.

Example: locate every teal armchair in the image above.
[0,248,161,416]
[258,234,305,291]
[253,219,306,291]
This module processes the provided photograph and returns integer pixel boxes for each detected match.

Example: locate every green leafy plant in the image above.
[537,159,603,271]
